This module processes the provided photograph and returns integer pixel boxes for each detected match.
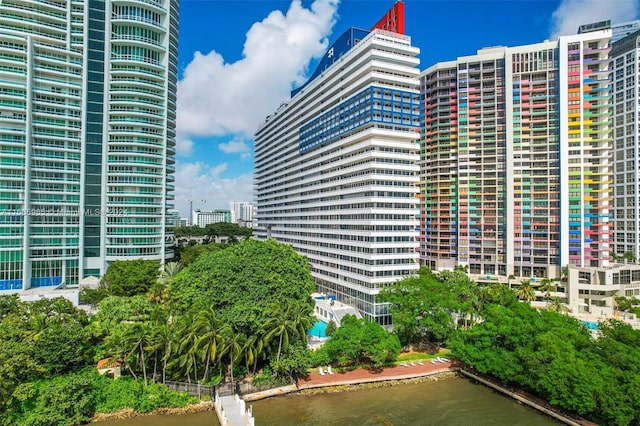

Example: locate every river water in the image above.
[102,377,560,426]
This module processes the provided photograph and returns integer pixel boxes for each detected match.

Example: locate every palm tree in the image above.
[452,276,480,327]
[286,301,314,343]
[623,251,636,264]
[27,313,48,341]
[159,262,182,284]
[124,322,153,385]
[105,326,138,380]
[194,307,229,383]
[242,334,264,375]
[150,324,175,384]
[149,262,182,304]
[224,331,246,384]
[548,297,568,313]
[539,279,556,305]
[515,281,536,302]
[175,313,200,383]
[262,301,313,362]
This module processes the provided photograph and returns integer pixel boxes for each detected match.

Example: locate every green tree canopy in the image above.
[173,223,252,239]
[318,315,401,368]
[204,222,252,238]
[378,267,458,347]
[169,239,315,339]
[177,243,227,266]
[450,299,640,425]
[101,259,161,297]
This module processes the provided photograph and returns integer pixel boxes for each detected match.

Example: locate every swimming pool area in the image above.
[308,320,328,338]
[582,320,598,330]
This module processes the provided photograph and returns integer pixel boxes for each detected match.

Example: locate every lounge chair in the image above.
[327,366,334,375]
[401,362,408,367]
[319,367,325,376]
[430,360,437,364]
[441,357,450,363]
[409,361,416,367]
[417,361,424,366]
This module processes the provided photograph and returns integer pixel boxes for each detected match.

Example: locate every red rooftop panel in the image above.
[370,1,405,34]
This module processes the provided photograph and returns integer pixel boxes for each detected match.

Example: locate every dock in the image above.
[214,392,255,426]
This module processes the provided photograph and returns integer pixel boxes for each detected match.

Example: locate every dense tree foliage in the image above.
[0,298,91,407]
[0,298,97,425]
[17,241,640,426]
[176,242,228,266]
[0,239,319,425]
[380,267,640,425]
[173,223,252,239]
[2,370,196,426]
[169,239,315,337]
[314,315,401,368]
[81,259,161,305]
[450,301,640,425]
[102,259,161,297]
[379,267,494,348]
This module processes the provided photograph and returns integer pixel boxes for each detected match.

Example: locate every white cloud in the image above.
[174,161,254,217]
[176,135,194,157]
[210,163,228,178]
[550,0,639,39]
[176,0,339,139]
[219,138,252,160]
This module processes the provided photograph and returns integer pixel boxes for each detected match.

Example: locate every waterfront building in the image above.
[0,0,178,291]
[611,31,640,261]
[420,26,612,280]
[254,2,421,324]
[193,209,231,228]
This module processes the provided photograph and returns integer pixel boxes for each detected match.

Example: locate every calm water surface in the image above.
[103,377,560,426]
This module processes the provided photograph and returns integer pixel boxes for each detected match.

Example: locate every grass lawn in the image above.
[397,349,451,363]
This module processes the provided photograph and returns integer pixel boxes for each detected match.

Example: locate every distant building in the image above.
[229,202,255,227]
[193,209,231,228]
[166,210,183,228]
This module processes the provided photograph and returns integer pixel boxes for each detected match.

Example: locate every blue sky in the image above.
[174,0,638,217]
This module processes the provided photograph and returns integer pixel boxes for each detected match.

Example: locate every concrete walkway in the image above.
[243,359,455,402]
[214,393,254,425]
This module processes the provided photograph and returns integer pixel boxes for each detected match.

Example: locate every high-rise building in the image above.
[229,201,255,227]
[0,0,178,291]
[420,26,612,279]
[611,30,640,260]
[255,2,421,324]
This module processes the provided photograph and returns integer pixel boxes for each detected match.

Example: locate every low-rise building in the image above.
[567,264,640,317]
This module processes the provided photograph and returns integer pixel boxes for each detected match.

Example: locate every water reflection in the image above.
[250,378,561,426]
[102,377,561,426]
